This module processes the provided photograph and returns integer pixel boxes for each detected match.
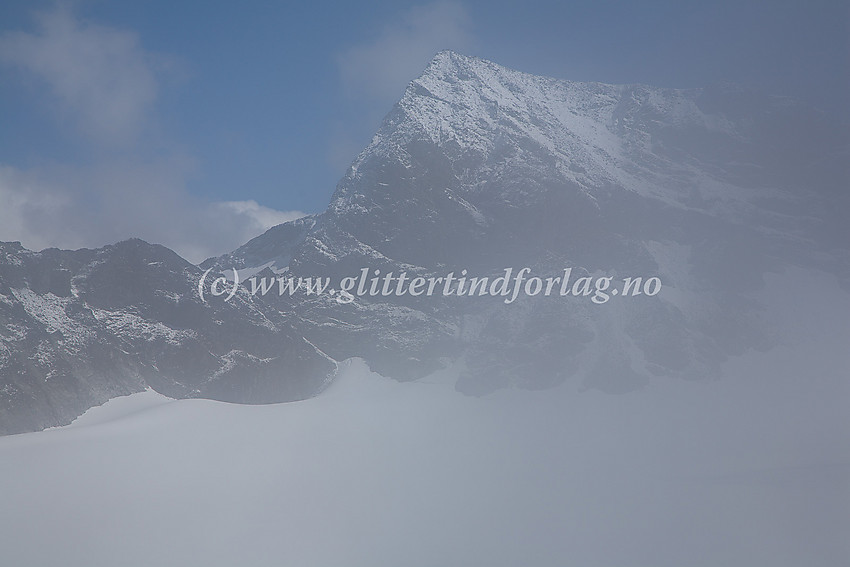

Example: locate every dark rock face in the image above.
[0,239,335,435]
[2,51,847,434]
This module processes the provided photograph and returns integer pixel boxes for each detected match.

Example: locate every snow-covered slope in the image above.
[0,239,335,435]
[1,281,847,566]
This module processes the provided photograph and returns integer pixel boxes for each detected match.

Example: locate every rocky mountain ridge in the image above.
[2,51,847,434]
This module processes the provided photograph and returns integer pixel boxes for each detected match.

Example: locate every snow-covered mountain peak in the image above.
[339,52,741,217]
[338,51,842,225]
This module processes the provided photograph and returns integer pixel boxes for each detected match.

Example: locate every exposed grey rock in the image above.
[0,239,335,435]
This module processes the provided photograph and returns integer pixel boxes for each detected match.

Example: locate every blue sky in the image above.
[0,0,847,261]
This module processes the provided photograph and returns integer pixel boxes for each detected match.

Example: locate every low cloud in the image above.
[0,163,305,264]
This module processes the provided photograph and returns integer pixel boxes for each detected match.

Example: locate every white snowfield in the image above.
[0,270,847,567]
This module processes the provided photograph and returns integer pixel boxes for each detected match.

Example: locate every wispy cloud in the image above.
[330,2,474,172]
[0,165,76,251]
[337,1,474,105]
[0,5,158,146]
[0,5,301,264]
[214,201,306,233]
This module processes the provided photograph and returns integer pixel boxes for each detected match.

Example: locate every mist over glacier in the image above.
[1,269,847,567]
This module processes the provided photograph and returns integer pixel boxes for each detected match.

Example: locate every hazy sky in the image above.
[0,0,847,261]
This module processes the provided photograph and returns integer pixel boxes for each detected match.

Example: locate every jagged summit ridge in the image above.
[336,51,792,223]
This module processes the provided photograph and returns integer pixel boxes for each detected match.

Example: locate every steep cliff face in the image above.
[3,51,847,434]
